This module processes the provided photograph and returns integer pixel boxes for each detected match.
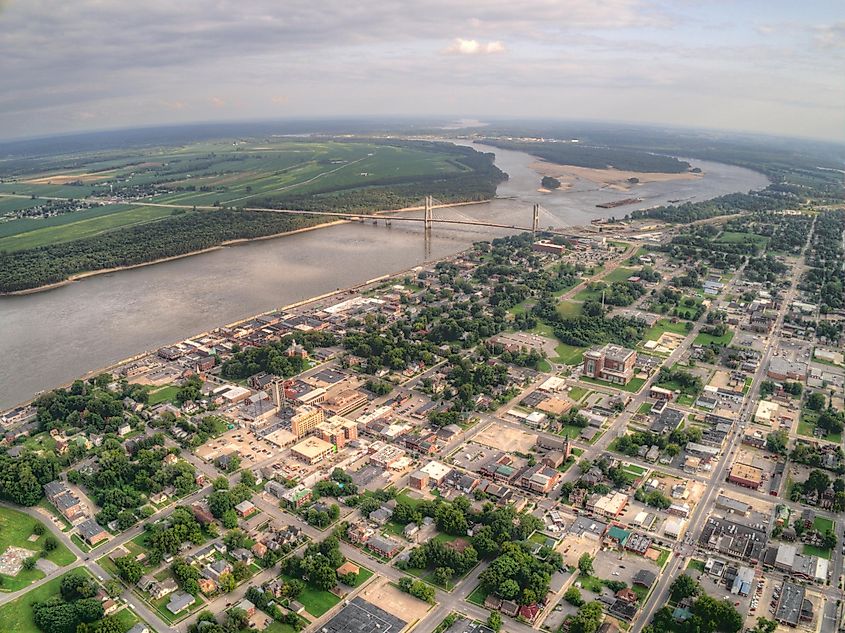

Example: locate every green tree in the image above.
[488,612,502,632]
[669,574,700,602]
[564,586,584,606]
[578,553,593,576]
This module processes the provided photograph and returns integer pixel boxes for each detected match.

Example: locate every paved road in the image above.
[634,217,821,632]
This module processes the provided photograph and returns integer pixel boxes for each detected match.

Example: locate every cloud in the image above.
[814,22,845,49]
[0,0,841,141]
[445,38,506,55]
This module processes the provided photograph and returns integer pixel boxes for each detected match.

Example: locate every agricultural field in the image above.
[0,137,505,292]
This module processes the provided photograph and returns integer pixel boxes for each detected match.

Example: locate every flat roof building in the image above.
[728,463,764,489]
[290,436,335,464]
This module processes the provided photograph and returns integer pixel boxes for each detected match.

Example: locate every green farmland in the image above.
[0,137,505,292]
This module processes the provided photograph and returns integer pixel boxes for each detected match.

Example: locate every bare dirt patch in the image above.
[0,546,37,576]
[23,171,114,184]
[359,578,431,624]
[474,422,538,453]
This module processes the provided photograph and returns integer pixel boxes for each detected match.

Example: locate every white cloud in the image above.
[445,38,506,55]
[814,22,845,49]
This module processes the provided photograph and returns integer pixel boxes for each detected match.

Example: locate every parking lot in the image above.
[195,427,279,469]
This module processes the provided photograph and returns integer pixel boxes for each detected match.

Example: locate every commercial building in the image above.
[587,491,629,518]
[774,582,808,627]
[290,436,335,464]
[419,460,452,485]
[583,344,637,385]
[728,463,764,489]
[323,389,368,417]
[291,405,325,438]
[315,414,358,449]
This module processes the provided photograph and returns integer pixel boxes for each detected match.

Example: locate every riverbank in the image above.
[0,198,491,296]
[0,144,770,409]
[3,246,474,411]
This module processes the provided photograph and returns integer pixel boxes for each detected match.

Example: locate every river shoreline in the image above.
[0,200,491,297]
[4,246,475,411]
[0,146,770,409]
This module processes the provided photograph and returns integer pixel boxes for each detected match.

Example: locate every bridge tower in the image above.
[424,196,433,231]
[532,203,540,237]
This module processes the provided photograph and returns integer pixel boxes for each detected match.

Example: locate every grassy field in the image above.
[466,584,489,606]
[581,376,646,393]
[0,568,94,633]
[554,343,586,365]
[568,386,589,402]
[601,266,637,283]
[814,517,834,533]
[0,506,76,591]
[280,574,339,617]
[147,384,181,405]
[643,319,690,342]
[803,544,831,559]
[0,205,177,252]
[556,300,583,317]
[716,231,769,246]
[694,329,735,346]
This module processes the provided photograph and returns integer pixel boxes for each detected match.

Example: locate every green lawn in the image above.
[577,574,604,593]
[814,517,834,533]
[556,300,583,318]
[0,506,76,591]
[643,319,690,342]
[638,402,653,415]
[147,384,181,405]
[601,266,637,283]
[694,330,735,346]
[568,386,589,402]
[687,559,706,573]
[716,231,769,246]
[802,544,831,560]
[111,607,141,631]
[466,584,489,606]
[0,568,95,633]
[554,343,586,365]
[537,359,553,373]
[349,567,374,588]
[71,534,92,553]
[581,376,646,393]
[280,574,339,617]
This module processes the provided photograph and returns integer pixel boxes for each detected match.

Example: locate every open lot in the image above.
[195,427,279,469]
[474,421,537,453]
[0,569,95,633]
[0,506,76,591]
[359,577,431,625]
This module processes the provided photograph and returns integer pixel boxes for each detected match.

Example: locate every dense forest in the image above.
[0,210,328,292]
[630,190,790,223]
[480,139,691,173]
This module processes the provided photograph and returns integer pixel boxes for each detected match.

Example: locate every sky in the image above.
[1,0,843,142]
